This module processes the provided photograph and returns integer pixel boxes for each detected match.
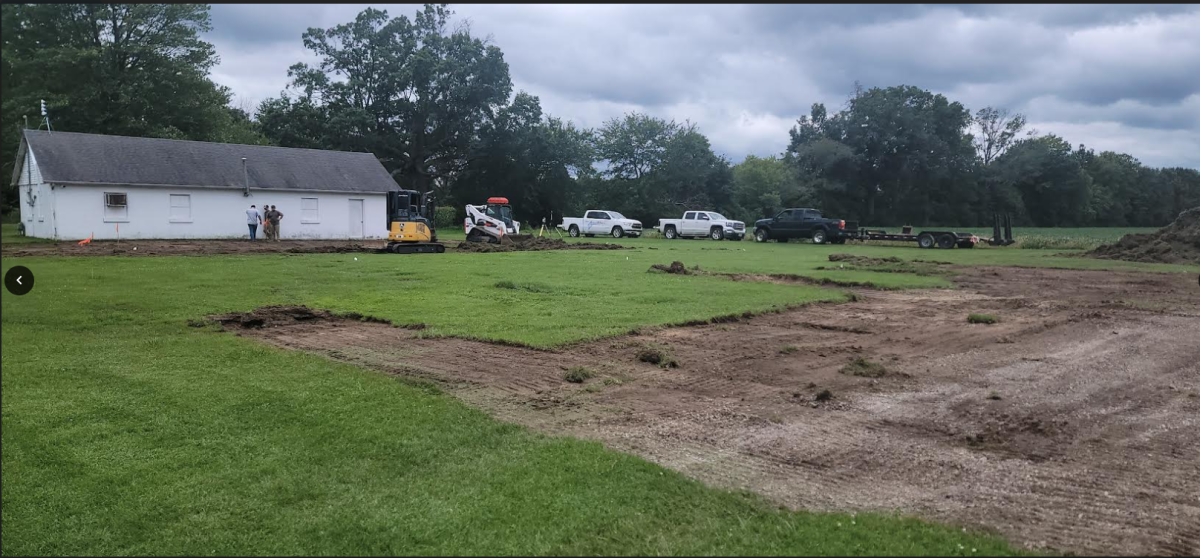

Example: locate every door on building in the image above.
[348,199,364,238]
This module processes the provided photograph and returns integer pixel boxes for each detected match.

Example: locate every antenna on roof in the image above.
[39,100,52,133]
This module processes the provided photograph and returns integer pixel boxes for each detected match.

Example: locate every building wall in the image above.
[49,184,388,240]
[16,149,57,238]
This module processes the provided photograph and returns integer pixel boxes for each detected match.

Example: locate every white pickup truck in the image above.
[656,210,746,240]
[559,210,643,238]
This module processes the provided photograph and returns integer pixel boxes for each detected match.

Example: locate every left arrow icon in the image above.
[5,266,34,295]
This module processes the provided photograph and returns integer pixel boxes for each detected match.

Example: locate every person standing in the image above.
[268,205,284,241]
[262,203,274,240]
[246,204,261,241]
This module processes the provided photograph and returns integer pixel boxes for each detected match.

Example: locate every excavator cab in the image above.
[385,189,445,253]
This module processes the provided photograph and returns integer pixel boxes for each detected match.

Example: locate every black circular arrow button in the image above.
[5,266,34,295]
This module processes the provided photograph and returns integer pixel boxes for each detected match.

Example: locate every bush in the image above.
[432,206,458,229]
[968,313,999,324]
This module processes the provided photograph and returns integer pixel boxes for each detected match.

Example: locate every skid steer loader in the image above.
[464,197,532,244]
[382,189,445,254]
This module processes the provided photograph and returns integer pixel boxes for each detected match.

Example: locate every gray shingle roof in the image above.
[13,130,400,193]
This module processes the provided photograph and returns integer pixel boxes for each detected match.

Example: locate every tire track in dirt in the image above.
[213,266,1200,556]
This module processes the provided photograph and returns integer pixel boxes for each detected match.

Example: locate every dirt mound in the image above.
[1089,208,1200,264]
[828,254,903,265]
[453,237,626,253]
[1,239,384,258]
[208,305,393,330]
[649,261,699,274]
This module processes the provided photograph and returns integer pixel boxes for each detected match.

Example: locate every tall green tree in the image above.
[1,3,261,213]
[455,92,596,226]
[262,4,513,193]
[992,135,1092,226]
[788,86,978,225]
[590,113,733,224]
[730,155,804,222]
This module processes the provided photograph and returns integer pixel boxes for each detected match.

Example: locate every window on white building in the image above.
[104,192,128,222]
[169,194,191,222]
[301,197,319,223]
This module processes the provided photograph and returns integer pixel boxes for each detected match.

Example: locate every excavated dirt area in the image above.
[1090,207,1200,264]
[212,267,1200,556]
[453,237,627,253]
[2,239,387,257]
[1,237,624,257]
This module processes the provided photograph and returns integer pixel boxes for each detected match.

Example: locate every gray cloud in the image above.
[204,4,1200,169]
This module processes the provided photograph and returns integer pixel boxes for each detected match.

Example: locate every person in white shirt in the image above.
[246,204,262,241]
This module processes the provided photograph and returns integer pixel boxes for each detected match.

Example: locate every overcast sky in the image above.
[206,4,1200,169]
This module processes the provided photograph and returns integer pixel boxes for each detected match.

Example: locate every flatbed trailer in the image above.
[847,214,1015,249]
[853,228,979,249]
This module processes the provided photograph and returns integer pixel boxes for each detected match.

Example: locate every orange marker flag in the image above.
[78,233,94,246]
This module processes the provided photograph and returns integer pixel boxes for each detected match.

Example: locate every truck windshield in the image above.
[608,212,626,219]
[709,213,727,220]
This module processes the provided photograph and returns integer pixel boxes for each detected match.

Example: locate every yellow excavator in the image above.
[384,189,445,254]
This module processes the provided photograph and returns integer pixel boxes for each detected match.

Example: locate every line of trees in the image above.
[4,3,1198,229]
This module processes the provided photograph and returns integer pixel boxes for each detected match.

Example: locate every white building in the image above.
[11,130,398,240]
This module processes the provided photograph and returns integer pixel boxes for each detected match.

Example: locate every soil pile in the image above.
[649,261,696,274]
[828,254,903,266]
[208,305,392,330]
[1089,207,1200,264]
[454,237,626,253]
[1,239,382,258]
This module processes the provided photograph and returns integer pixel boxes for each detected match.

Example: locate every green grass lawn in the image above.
[1,250,1031,556]
[8,227,1182,556]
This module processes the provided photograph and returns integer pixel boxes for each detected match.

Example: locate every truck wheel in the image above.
[611,226,624,238]
[664,226,677,239]
[710,227,724,240]
[937,234,955,249]
[568,225,580,238]
[754,228,769,242]
[811,229,828,245]
[917,233,935,249]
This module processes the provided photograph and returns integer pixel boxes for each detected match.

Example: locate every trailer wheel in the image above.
[754,228,769,242]
[957,239,976,249]
[811,229,828,245]
[664,226,677,239]
[937,234,955,249]
[917,233,935,249]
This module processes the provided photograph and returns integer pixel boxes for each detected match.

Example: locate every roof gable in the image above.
[15,130,400,193]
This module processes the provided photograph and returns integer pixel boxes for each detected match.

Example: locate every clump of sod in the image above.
[637,344,679,368]
[968,313,999,324]
[563,366,595,383]
[839,357,887,378]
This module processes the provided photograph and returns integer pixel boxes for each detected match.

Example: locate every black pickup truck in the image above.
[752,208,857,244]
